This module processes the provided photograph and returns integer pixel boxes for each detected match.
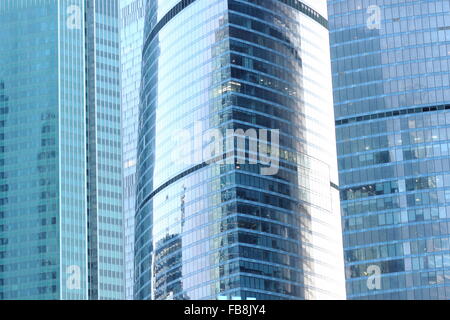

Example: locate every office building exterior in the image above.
[329,0,450,299]
[0,0,124,300]
[119,0,146,300]
[134,0,345,300]
[86,0,124,300]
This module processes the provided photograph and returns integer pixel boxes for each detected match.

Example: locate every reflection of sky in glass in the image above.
[134,0,345,300]
[329,0,450,300]
[86,0,124,300]
[0,0,87,300]
[120,0,146,301]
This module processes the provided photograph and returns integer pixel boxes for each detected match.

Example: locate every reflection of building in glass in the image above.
[152,189,187,300]
[329,0,450,299]
[152,233,184,300]
[0,0,123,300]
[119,0,146,300]
[134,0,345,300]
[0,0,88,300]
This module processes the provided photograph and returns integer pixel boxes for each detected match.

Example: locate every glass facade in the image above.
[135,0,345,300]
[86,0,124,300]
[0,0,88,299]
[0,0,124,300]
[329,0,450,299]
[119,0,146,300]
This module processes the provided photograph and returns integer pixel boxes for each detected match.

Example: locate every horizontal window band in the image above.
[138,161,341,211]
[336,104,450,127]
[331,182,340,191]
[143,0,328,55]
[137,162,209,212]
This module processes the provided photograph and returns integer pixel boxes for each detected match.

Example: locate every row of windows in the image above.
[333,55,449,91]
[346,206,450,232]
[346,237,450,263]
[339,142,450,171]
[0,230,56,246]
[0,216,56,232]
[339,158,450,186]
[338,125,450,156]
[348,272,450,298]
[337,108,450,132]
[0,271,57,286]
[344,221,450,248]
[0,285,58,300]
[342,188,450,216]
[335,89,448,118]
[341,176,447,201]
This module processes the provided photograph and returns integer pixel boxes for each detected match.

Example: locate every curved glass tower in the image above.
[329,0,450,299]
[135,0,345,300]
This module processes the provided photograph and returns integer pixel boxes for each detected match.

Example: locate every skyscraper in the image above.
[329,0,450,299]
[86,0,124,300]
[119,0,146,300]
[0,0,123,300]
[0,0,88,300]
[134,0,345,300]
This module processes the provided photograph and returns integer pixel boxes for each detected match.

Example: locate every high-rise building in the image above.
[85,0,124,300]
[0,0,123,300]
[134,0,345,300]
[119,0,146,300]
[329,0,450,299]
